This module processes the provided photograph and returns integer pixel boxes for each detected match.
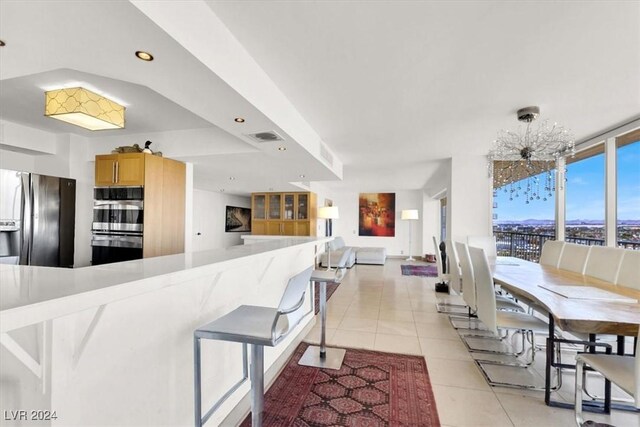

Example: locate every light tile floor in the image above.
[303,258,639,427]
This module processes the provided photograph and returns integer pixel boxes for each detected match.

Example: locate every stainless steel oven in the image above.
[92,187,144,233]
[91,186,144,265]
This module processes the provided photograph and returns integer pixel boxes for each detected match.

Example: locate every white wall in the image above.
[421,194,441,255]
[449,155,492,241]
[191,189,251,251]
[329,189,423,257]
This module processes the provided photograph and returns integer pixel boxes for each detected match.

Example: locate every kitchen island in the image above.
[0,237,328,426]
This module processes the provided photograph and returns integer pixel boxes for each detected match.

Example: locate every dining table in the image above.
[492,256,640,413]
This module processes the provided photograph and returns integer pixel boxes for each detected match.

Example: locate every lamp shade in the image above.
[318,206,339,220]
[45,87,125,131]
[401,209,419,220]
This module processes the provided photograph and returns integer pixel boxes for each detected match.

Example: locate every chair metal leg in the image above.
[194,336,202,427]
[250,344,264,427]
[575,359,585,427]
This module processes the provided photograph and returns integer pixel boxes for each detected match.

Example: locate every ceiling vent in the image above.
[320,143,333,167]
[245,130,284,143]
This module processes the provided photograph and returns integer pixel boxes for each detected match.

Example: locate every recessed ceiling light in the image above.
[135,51,154,61]
[299,174,305,178]
[0,40,5,47]
[234,117,245,123]
[278,146,286,151]
[229,176,235,180]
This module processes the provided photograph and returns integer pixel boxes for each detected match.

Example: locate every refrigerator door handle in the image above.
[19,173,32,265]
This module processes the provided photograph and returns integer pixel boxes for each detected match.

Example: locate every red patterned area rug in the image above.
[241,342,440,426]
[313,282,339,315]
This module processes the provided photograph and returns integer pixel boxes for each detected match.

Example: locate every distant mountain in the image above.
[495,219,640,225]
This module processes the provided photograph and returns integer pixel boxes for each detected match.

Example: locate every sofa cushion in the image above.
[356,247,387,265]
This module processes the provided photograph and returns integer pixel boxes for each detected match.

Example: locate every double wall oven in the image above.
[91,186,144,265]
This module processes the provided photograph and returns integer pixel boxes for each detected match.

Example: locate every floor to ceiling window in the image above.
[616,134,640,249]
[493,170,556,261]
[564,144,605,245]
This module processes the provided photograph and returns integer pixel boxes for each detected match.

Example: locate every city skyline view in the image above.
[494,141,640,222]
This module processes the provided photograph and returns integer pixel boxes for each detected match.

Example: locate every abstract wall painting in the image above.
[358,193,395,237]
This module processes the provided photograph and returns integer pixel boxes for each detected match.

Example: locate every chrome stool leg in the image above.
[250,344,264,427]
[298,280,346,370]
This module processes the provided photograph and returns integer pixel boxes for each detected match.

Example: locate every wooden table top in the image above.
[492,257,640,336]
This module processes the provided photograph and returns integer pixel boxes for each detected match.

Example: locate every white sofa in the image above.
[319,237,356,268]
[355,247,387,265]
[319,237,387,267]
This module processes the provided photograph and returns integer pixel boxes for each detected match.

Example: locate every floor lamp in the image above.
[318,206,339,270]
[401,209,419,261]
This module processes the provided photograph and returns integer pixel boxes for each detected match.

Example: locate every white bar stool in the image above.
[193,266,313,427]
[298,248,353,370]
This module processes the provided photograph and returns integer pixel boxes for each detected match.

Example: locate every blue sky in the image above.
[494,141,640,221]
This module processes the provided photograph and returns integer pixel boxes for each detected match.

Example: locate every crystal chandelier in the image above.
[488,106,575,203]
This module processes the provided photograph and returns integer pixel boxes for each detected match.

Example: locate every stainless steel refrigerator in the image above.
[0,169,76,267]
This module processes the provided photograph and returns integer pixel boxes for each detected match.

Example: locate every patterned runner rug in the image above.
[313,282,339,315]
[241,342,441,426]
[400,264,438,277]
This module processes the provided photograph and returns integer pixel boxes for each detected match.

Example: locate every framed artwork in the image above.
[225,206,251,232]
[358,193,395,237]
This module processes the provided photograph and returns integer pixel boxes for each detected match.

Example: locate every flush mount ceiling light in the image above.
[277,146,286,151]
[234,117,245,123]
[488,106,574,203]
[135,51,154,61]
[45,87,125,131]
[299,174,305,178]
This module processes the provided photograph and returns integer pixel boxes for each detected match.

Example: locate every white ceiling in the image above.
[208,0,640,189]
[0,69,214,136]
[0,0,340,194]
[1,1,638,195]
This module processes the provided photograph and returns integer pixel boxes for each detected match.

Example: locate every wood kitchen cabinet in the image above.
[251,191,316,236]
[95,153,145,186]
[94,153,186,258]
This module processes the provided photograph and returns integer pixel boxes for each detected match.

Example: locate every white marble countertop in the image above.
[0,237,330,332]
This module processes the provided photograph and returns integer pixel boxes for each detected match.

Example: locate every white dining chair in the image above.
[539,240,565,268]
[467,235,497,258]
[583,246,626,283]
[574,325,640,426]
[446,240,462,295]
[558,243,592,274]
[436,240,469,315]
[616,250,640,290]
[451,242,524,330]
[469,246,560,388]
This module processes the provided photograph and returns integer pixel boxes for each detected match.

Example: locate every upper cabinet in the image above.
[95,153,145,186]
[251,191,317,236]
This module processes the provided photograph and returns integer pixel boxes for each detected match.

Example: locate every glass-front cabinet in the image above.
[250,191,317,236]
[296,194,309,220]
[283,194,295,220]
[252,194,266,220]
[268,194,282,220]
